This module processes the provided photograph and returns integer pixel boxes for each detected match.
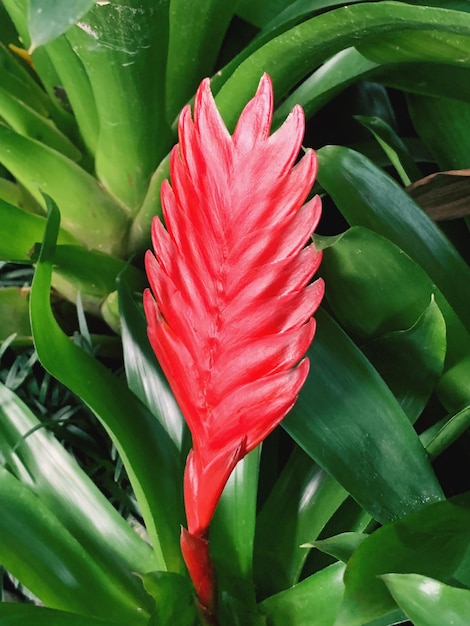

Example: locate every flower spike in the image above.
[144,73,324,620]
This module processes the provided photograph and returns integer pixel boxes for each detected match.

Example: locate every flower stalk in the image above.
[144,73,324,620]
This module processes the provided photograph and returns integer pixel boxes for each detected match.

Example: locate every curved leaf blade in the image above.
[29,196,184,573]
[28,0,95,51]
[284,308,444,525]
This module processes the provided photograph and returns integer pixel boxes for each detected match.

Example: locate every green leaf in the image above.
[383,573,470,626]
[284,308,444,525]
[0,86,81,160]
[0,604,127,626]
[118,277,186,450]
[408,95,470,170]
[166,0,237,122]
[0,126,128,256]
[141,571,198,626]
[215,2,470,130]
[0,467,149,623]
[254,447,348,597]
[211,448,260,612]
[28,0,96,50]
[321,228,449,421]
[258,561,345,626]
[354,115,421,185]
[364,298,446,423]
[317,145,470,335]
[0,381,159,582]
[336,494,470,626]
[29,196,184,573]
[426,405,470,460]
[65,0,172,211]
[51,244,146,317]
[0,199,77,263]
[0,287,31,343]
[310,532,368,564]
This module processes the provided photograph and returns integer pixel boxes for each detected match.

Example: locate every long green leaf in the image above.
[317,145,470,334]
[258,561,345,626]
[215,2,470,130]
[254,447,347,598]
[65,0,172,211]
[0,199,77,263]
[28,0,96,51]
[166,0,237,122]
[29,196,184,573]
[0,467,149,623]
[118,277,185,450]
[0,604,126,626]
[284,308,444,525]
[0,126,128,256]
[336,494,470,626]
[384,573,470,626]
[0,381,158,581]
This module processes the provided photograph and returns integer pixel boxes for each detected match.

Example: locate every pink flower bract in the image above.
[144,73,324,537]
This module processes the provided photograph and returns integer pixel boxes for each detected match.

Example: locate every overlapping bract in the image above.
[144,74,323,537]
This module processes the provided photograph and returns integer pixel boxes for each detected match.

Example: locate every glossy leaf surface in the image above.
[0,381,158,586]
[336,495,470,626]
[259,562,345,626]
[28,0,95,50]
[254,447,347,597]
[284,308,444,524]
[0,467,148,623]
[29,196,184,573]
[383,573,470,626]
[317,145,470,333]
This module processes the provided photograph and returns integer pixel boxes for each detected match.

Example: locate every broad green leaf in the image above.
[166,0,237,122]
[0,199,77,262]
[317,145,470,334]
[211,448,260,613]
[118,277,185,450]
[66,0,172,211]
[383,573,470,626]
[258,561,345,626]
[408,95,470,170]
[0,42,55,119]
[363,299,446,423]
[0,381,159,582]
[254,447,348,598]
[30,196,184,573]
[0,126,128,256]
[336,494,470,626]
[28,0,96,51]
[284,308,444,525]
[0,467,149,623]
[0,287,31,343]
[50,244,146,316]
[321,228,449,420]
[236,0,292,28]
[354,115,421,185]
[215,2,470,130]
[0,86,81,160]
[141,571,198,626]
[0,604,126,626]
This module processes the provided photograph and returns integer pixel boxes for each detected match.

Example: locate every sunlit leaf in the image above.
[336,494,470,626]
[28,0,95,51]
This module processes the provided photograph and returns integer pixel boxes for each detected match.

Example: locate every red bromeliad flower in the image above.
[144,73,323,618]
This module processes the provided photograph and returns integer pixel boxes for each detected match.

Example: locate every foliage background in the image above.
[0,0,469,624]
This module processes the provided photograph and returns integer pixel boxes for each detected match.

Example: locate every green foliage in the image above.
[0,0,470,624]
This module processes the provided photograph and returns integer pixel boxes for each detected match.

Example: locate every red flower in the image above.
[144,73,323,615]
